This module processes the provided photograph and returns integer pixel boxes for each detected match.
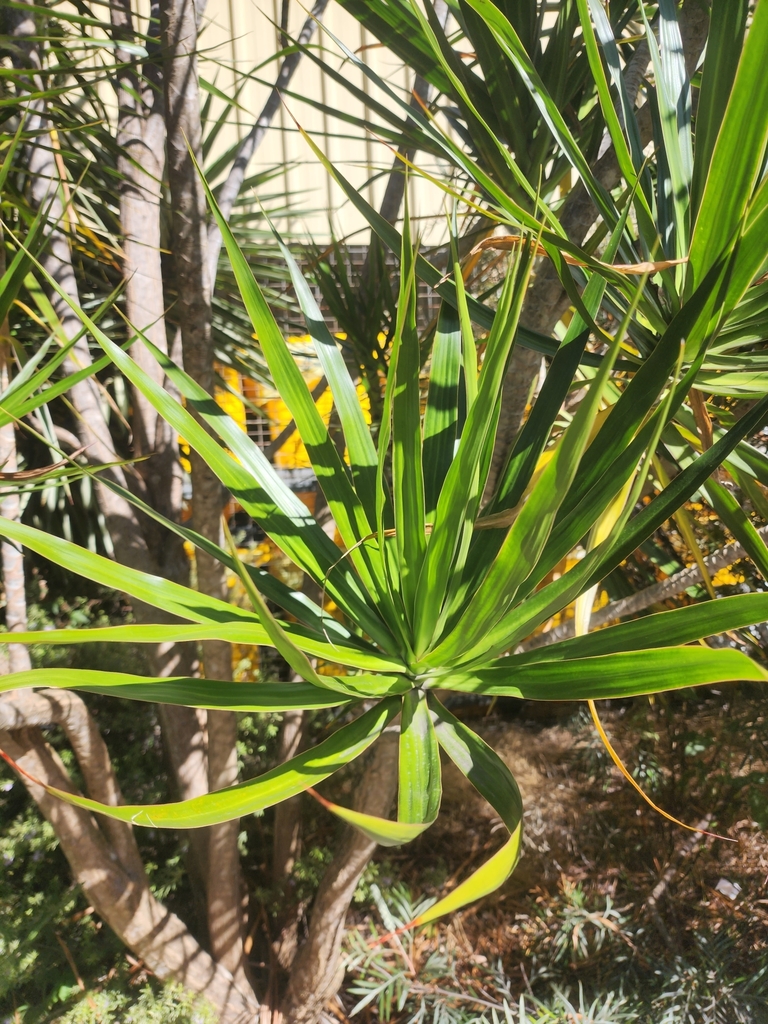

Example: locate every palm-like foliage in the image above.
[4,112,768,926]
[305,0,768,589]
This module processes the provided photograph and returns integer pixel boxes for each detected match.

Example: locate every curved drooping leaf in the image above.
[93,470,363,647]
[0,516,263,628]
[0,669,358,711]
[405,696,523,927]
[19,238,390,646]
[510,593,768,665]
[0,700,400,828]
[0,623,406,673]
[308,787,433,848]
[442,645,768,701]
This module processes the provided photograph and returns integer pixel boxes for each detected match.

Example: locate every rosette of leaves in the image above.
[301,0,768,582]
[3,171,768,926]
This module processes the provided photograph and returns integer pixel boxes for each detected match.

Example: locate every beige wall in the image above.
[198,0,449,242]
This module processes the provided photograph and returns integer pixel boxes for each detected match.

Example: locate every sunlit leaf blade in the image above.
[0,670,357,711]
[309,786,432,847]
[17,238,387,639]
[428,307,626,664]
[0,516,262,628]
[689,0,768,306]
[413,249,533,657]
[642,0,692,259]
[294,125,599,363]
[398,689,441,826]
[0,207,48,326]
[272,228,379,524]
[133,334,387,642]
[576,0,648,242]
[423,303,462,521]
[443,645,768,700]
[391,223,426,620]
[690,0,750,219]
[222,520,338,690]
[0,700,400,828]
[198,159,388,604]
[702,477,768,581]
[582,0,645,173]
[402,695,523,927]
[510,592,768,665]
[461,0,617,229]
[91,471,365,649]
[455,391,768,665]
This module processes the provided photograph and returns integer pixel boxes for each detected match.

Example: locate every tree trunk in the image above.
[109,0,214,933]
[0,234,31,677]
[161,0,245,986]
[110,0,185,538]
[273,709,307,886]
[0,402,32,676]
[0,697,259,1024]
[281,732,399,1024]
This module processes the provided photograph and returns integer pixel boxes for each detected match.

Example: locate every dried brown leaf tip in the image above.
[470,235,688,275]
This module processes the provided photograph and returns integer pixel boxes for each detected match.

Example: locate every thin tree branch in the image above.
[206,0,330,284]
[281,731,399,1024]
[0,723,258,1023]
[0,688,144,879]
[521,523,768,651]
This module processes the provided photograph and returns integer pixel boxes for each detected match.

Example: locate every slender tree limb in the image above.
[0,688,144,877]
[281,731,399,1024]
[0,723,259,1023]
[521,523,768,652]
[24,414,82,453]
[0,256,31,677]
[206,0,330,284]
[273,708,308,886]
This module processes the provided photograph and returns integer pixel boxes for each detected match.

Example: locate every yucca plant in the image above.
[304,0,768,578]
[3,115,768,933]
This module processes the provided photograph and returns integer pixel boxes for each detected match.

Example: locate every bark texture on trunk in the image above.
[272,709,307,886]
[0,286,31,675]
[0,694,259,1024]
[0,439,30,676]
[111,0,185,542]
[281,732,399,1024]
[161,0,245,985]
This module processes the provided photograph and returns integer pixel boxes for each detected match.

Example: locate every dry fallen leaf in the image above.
[470,235,688,275]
